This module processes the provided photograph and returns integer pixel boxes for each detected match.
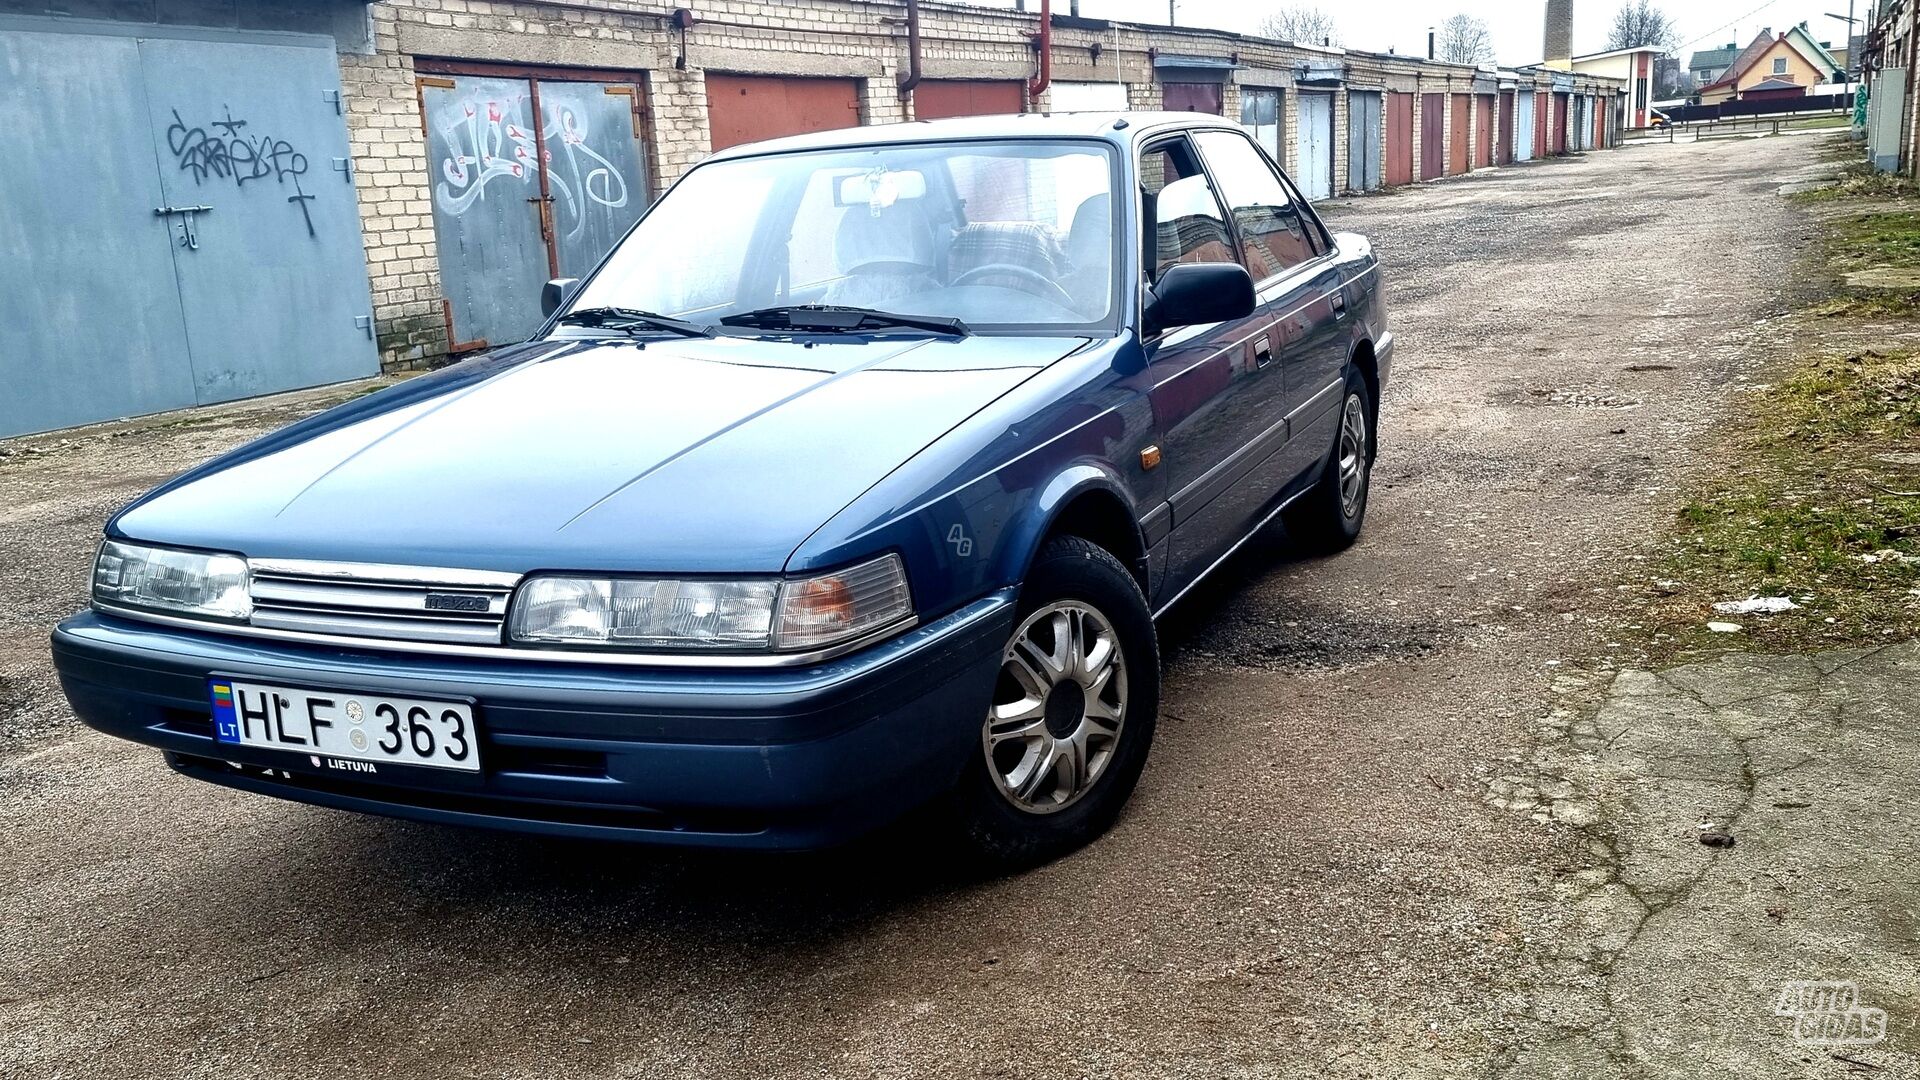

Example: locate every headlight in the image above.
[508,554,913,652]
[92,540,251,621]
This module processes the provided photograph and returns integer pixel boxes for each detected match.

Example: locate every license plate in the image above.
[209,678,480,773]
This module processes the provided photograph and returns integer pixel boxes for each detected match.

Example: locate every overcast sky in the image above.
[965,1,1860,65]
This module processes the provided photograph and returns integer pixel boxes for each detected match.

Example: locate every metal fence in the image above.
[1664,93,1851,124]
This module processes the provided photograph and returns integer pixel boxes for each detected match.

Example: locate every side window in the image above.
[1139,137,1235,284]
[1193,129,1318,280]
[1238,87,1283,163]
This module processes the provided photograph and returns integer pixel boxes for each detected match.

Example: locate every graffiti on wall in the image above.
[430,88,630,241]
[165,106,316,237]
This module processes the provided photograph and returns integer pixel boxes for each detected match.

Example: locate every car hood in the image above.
[113,334,1084,573]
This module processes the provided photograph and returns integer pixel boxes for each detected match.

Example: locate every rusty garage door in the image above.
[706,73,860,152]
[419,63,654,352]
[1162,81,1224,114]
[1448,95,1469,175]
[1535,92,1549,159]
[1497,91,1515,165]
[1419,93,1444,180]
[1474,94,1494,168]
[914,80,1024,119]
[1553,93,1570,155]
[1385,91,1414,186]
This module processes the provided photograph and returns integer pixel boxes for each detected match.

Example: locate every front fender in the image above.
[993,464,1148,591]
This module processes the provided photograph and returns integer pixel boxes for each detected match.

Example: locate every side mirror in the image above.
[542,277,581,318]
[1144,263,1255,332]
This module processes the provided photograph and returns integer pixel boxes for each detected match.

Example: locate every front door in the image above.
[419,66,654,351]
[1136,135,1275,589]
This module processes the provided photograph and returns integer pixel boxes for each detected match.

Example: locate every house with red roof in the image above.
[1698,23,1846,105]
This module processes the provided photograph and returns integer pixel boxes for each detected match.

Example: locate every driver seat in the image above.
[946,221,1062,293]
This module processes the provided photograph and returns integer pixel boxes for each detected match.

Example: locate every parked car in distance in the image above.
[52,112,1391,867]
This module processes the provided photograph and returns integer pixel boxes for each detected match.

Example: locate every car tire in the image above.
[948,535,1159,870]
[1284,364,1374,554]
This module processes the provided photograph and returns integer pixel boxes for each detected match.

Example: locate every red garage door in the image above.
[1449,95,1470,175]
[706,73,860,151]
[1420,93,1445,180]
[915,80,1025,119]
[1385,91,1414,186]
[1162,81,1223,114]
[1497,91,1515,164]
[1474,95,1494,168]
[1553,93,1570,155]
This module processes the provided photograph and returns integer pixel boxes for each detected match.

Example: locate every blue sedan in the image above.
[52,112,1390,866]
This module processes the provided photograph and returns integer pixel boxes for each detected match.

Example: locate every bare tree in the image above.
[1606,0,1678,51]
[1256,5,1340,47]
[1435,14,1494,65]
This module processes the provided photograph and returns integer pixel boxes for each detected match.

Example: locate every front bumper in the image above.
[51,592,1013,850]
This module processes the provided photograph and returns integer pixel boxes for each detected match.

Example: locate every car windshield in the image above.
[566,139,1119,334]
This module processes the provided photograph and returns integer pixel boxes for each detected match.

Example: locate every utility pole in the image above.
[1168,0,1176,26]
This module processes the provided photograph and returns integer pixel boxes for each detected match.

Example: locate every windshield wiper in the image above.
[557,306,715,339]
[721,305,969,337]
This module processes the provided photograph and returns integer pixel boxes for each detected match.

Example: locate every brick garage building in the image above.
[0,0,1620,434]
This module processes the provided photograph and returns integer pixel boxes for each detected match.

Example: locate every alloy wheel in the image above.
[1338,392,1369,518]
[984,600,1128,814]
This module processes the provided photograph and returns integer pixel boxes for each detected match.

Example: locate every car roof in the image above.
[704,111,1237,161]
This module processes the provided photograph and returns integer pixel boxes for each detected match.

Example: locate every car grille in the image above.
[246,560,520,646]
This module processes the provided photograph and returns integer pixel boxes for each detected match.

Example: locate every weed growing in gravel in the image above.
[1791,157,1920,204]
[1647,349,1920,657]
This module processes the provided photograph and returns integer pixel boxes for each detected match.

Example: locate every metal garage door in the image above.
[1474,95,1494,168]
[1385,92,1414,187]
[1515,91,1536,161]
[1553,93,1570,154]
[1050,81,1129,113]
[419,65,654,351]
[1163,81,1223,114]
[915,80,1024,119]
[1420,93,1445,180]
[1535,92,1550,158]
[0,23,377,438]
[1449,95,1470,175]
[706,74,860,152]
[1295,91,1334,200]
[1497,91,1515,165]
[1346,90,1382,193]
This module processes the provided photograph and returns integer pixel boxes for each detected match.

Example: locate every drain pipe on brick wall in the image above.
[897,0,923,100]
[1028,0,1053,105]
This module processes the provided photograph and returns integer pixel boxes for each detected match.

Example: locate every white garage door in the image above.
[1050,81,1130,113]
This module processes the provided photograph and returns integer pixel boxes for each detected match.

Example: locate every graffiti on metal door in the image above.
[432,90,537,215]
[164,106,317,236]
[539,90,629,241]
[429,87,629,241]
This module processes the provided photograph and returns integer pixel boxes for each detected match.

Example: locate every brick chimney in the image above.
[1543,0,1573,62]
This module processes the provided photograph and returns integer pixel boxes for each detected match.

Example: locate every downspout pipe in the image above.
[1028,0,1052,105]
[897,0,923,99]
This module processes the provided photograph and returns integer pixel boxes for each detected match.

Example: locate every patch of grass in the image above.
[1805,291,1920,319]
[1644,349,1920,658]
[1790,158,1920,204]
[1828,211,1920,270]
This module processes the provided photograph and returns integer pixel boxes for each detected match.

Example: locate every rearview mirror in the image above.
[1144,263,1255,332]
[542,277,580,318]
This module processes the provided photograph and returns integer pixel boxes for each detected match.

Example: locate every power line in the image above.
[1675,0,1793,53]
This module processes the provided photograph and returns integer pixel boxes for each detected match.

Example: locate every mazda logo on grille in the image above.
[424,592,491,613]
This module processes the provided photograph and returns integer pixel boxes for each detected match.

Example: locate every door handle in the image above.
[1253,340,1274,369]
[1331,291,1349,317]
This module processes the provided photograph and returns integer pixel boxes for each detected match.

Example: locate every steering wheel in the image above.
[950,262,1079,309]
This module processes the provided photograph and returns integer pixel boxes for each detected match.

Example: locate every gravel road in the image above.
[0,135,1849,1078]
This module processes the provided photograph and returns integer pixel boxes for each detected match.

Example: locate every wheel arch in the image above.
[1000,466,1149,597]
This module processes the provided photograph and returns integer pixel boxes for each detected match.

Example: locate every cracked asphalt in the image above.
[2,134,1912,1078]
